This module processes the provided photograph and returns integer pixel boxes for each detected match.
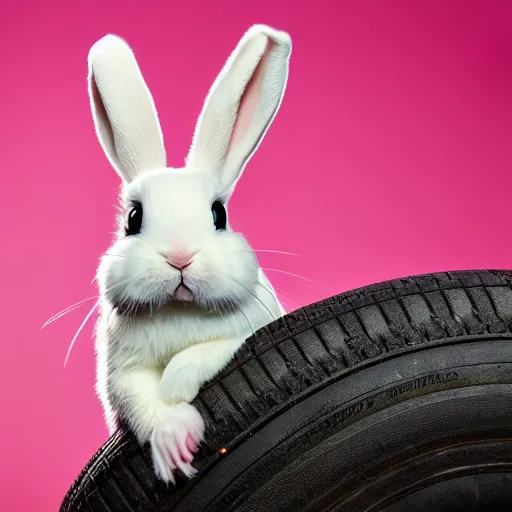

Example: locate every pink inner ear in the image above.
[227,39,274,151]
[91,73,116,154]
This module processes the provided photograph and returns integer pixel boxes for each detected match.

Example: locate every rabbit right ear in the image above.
[186,25,291,198]
[87,35,167,183]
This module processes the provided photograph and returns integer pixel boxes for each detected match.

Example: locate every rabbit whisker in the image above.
[42,295,98,329]
[235,305,256,339]
[227,249,300,256]
[256,281,302,309]
[44,273,164,328]
[227,276,276,323]
[64,302,99,366]
[103,253,146,261]
[253,249,300,256]
[261,267,326,289]
[274,286,302,308]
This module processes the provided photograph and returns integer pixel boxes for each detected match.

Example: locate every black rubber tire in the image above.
[60,270,512,512]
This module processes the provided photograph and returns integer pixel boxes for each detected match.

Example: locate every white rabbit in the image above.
[87,24,292,484]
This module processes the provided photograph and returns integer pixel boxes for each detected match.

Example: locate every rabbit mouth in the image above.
[171,284,194,302]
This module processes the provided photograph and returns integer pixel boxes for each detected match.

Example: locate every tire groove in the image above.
[217,380,247,429]
[352,307,376,345]
[392,281,415,325]
[252,355,285,397]
[371,298,393,351]
[388,280,418,344]
[332,315,363,364]
[433,274,470,336]
[312,324,339,360]
[461,285,491,333]
[478,273,506,324]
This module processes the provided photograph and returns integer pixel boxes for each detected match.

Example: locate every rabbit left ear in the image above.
[186,25,292,197]
[88,35,167,183]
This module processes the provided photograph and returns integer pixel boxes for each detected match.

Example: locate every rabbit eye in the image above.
[211,201,227,230]
[125,202,143,236]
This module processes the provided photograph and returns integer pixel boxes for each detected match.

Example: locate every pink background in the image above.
[2,0,512,510]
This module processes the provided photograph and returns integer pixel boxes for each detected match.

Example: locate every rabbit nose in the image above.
[166,250,197,270]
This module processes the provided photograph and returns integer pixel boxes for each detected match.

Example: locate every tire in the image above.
[60,270,512,512]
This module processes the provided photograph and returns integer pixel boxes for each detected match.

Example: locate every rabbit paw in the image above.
[150,402,205,484]
[160,362,201,404]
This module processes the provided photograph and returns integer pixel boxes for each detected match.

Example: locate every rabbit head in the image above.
[88,25,291,313]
